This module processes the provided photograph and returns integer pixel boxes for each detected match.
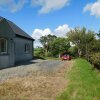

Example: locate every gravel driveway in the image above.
[0,59,63,82]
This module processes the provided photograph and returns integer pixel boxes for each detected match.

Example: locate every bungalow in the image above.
[0,16,34,69]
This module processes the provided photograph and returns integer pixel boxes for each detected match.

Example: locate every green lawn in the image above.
[57,58,100,100]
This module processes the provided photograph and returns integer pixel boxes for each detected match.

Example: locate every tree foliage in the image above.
[90,53,100,69]
[97,30,100,39]
[50,37,70,56]
[39,34,70,57]
[39,34,57,56]
[67,27,95,59]
[38,27,100,69]
[68,46,78,57]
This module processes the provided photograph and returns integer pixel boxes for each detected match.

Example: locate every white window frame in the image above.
[0,38,7,54]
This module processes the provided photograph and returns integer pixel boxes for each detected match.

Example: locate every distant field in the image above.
[57,58,100,100]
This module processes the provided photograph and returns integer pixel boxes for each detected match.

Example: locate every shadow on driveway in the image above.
[15,60,38,67]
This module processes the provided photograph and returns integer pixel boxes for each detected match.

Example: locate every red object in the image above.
[61,55,71,61]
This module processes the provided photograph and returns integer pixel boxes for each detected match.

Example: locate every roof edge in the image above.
[0,16,35,41]
[16,34,35,41]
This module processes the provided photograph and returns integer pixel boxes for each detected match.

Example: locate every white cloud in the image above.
[31,24,71,47]
[31,28,53,40]
[0,0,70,13]
[11,0,28,13]
[83,0,100,18]
[42,28,53,36]
[31,0,70,14]
[31,28,53,47]
[54,24,70,37]
[34,40,43,47]
[0,0,27,12]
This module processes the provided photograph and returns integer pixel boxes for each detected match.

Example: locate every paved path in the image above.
[0,59,63,82]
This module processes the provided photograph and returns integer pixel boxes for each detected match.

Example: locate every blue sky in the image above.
[0,0,100,46]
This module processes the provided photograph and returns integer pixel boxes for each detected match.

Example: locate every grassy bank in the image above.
[57,58,100,100]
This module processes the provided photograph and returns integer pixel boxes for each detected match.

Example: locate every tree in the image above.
[84,30,96,60]
[67,27,95,59]
[90,38,100,53]
[68,46,78,57]
[50,37,70,57]
[39,36,48,47]
[97,30,100,39]
[39,34,57,56]
[90,52,100,69]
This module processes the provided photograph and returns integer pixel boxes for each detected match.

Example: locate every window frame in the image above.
[0,38,7,54]
[25,44,30,53]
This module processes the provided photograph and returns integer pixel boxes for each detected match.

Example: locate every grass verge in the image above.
[57,58,100,100]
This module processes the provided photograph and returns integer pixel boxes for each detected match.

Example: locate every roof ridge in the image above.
[0,16,4,19]
[0,16,34,41]
[0,16,4,22]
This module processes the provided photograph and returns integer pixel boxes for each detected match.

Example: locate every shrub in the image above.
[46,52,53,57]
[90,52,100,69]
[34,48,44,57]
[68,46,78,57]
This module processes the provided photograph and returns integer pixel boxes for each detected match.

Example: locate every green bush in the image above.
[68,46,78,57]
[46,52,53,57]
[34,48,44,57]
[90,52,100,69]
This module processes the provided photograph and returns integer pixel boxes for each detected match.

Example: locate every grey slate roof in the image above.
[0,16,34,40]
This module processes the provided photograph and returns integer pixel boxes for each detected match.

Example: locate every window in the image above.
[25,44,30,53]
[0,38,7,54]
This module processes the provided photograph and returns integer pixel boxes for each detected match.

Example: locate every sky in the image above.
[0,0,100,47]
